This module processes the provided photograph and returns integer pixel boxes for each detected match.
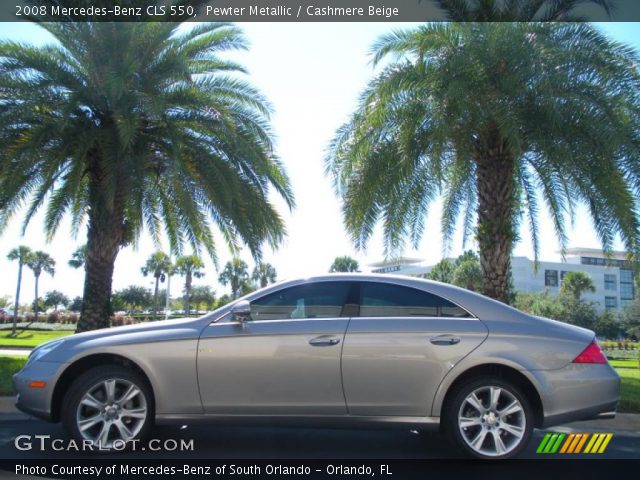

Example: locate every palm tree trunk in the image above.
[77,225,120,332]
[232,277,239,298]
[12,263,22,336]
[153,276,160,320]
[184,272,192,316]
[475,131,515,304]
[34,274,39,323]
[76,155,127,333]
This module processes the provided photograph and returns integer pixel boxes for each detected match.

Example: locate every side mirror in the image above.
[231,300,251,323]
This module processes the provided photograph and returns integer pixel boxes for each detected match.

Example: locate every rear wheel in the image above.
[445,377,533,459]
[62,365,153,450]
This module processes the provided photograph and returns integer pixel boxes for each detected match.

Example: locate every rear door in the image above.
[341,281,488,416]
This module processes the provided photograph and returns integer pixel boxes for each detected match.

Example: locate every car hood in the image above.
[42,316,210,362]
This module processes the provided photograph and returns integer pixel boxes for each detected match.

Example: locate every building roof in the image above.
[368,257,424,267]
[562,247,629,260]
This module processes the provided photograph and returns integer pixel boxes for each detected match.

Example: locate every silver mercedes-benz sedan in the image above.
[13,274,619,459]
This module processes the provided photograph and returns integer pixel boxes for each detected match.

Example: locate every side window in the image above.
[359,282,471,318]
[250,282,352,320]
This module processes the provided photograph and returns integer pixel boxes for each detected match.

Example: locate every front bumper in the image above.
[13,360,66,422]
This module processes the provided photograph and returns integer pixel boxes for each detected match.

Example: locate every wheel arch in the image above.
[50,353,155,423]
[435,363,544,428]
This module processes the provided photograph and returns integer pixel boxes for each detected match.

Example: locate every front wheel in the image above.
[445,377,533,459]
[62,365,153,451]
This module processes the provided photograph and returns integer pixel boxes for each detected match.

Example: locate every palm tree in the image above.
[26,251,55,323]
[68,245,87,269]
[174,255,205,315]
[326,22,640,303]
[0,22,294,332]
[141,251,172,319]
[252,262,277,288]
[560,271,596,300]
[433,0,615,21]
[219,258,250,298]
[329,256,360,273]
[6,246,33,335]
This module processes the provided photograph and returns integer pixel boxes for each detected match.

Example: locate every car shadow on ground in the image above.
[0,419,638,459]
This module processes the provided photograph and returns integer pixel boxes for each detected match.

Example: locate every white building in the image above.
[369,248,635,312]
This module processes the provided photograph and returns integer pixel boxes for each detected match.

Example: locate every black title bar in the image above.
[3,0,640,22]
[2,459,640,480]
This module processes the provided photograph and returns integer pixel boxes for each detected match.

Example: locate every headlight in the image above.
[26,338,65,365]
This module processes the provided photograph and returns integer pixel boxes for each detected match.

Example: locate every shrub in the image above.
[109,315,141,327]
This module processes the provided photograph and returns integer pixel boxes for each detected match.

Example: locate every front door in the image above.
[197,281,354,414]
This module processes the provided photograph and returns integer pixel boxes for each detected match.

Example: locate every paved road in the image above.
[0,416,638,459]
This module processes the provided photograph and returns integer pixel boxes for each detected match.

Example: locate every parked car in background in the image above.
[13,274,619,459]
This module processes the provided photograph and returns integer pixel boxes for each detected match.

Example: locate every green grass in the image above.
[0,329,74,348]
[609,358,640,369]
[0,355,27,396]
[617,368,640,413]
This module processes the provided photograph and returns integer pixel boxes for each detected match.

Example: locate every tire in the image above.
[444,377,533,459]
[62,365,154,451]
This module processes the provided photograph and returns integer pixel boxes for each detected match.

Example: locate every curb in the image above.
[0,396,31,421]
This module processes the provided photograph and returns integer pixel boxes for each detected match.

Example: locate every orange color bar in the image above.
[560,434,575,453]
[567,434,582,453]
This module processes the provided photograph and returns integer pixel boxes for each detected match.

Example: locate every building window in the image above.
[620,269,635,303]
[545,270,558,287]
[604,274,617,291]
[580,256,629,268]
[560,271,568,283]
[604,296,618,310]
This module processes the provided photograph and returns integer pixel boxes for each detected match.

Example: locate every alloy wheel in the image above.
[75,378,148,448]
[457,385,526,457]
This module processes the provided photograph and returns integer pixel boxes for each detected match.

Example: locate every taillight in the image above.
[572,340,607,364]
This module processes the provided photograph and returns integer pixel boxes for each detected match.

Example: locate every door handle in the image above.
[430,335,461,346]
[309,335,341,347]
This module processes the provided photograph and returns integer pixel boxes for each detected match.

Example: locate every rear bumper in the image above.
[535,363,620,427]
[542,403,617,428]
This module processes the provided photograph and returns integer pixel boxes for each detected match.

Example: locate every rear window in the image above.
[359,282,471,318]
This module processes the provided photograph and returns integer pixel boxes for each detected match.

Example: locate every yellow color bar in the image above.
[584,433,604,453]
[597,434,613,453]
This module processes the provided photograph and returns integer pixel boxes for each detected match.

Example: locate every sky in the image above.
[0,21,638,305]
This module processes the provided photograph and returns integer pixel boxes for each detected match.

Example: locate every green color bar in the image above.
[537,433,552,453]
[550,433,566,453]
[543,434,558,453]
